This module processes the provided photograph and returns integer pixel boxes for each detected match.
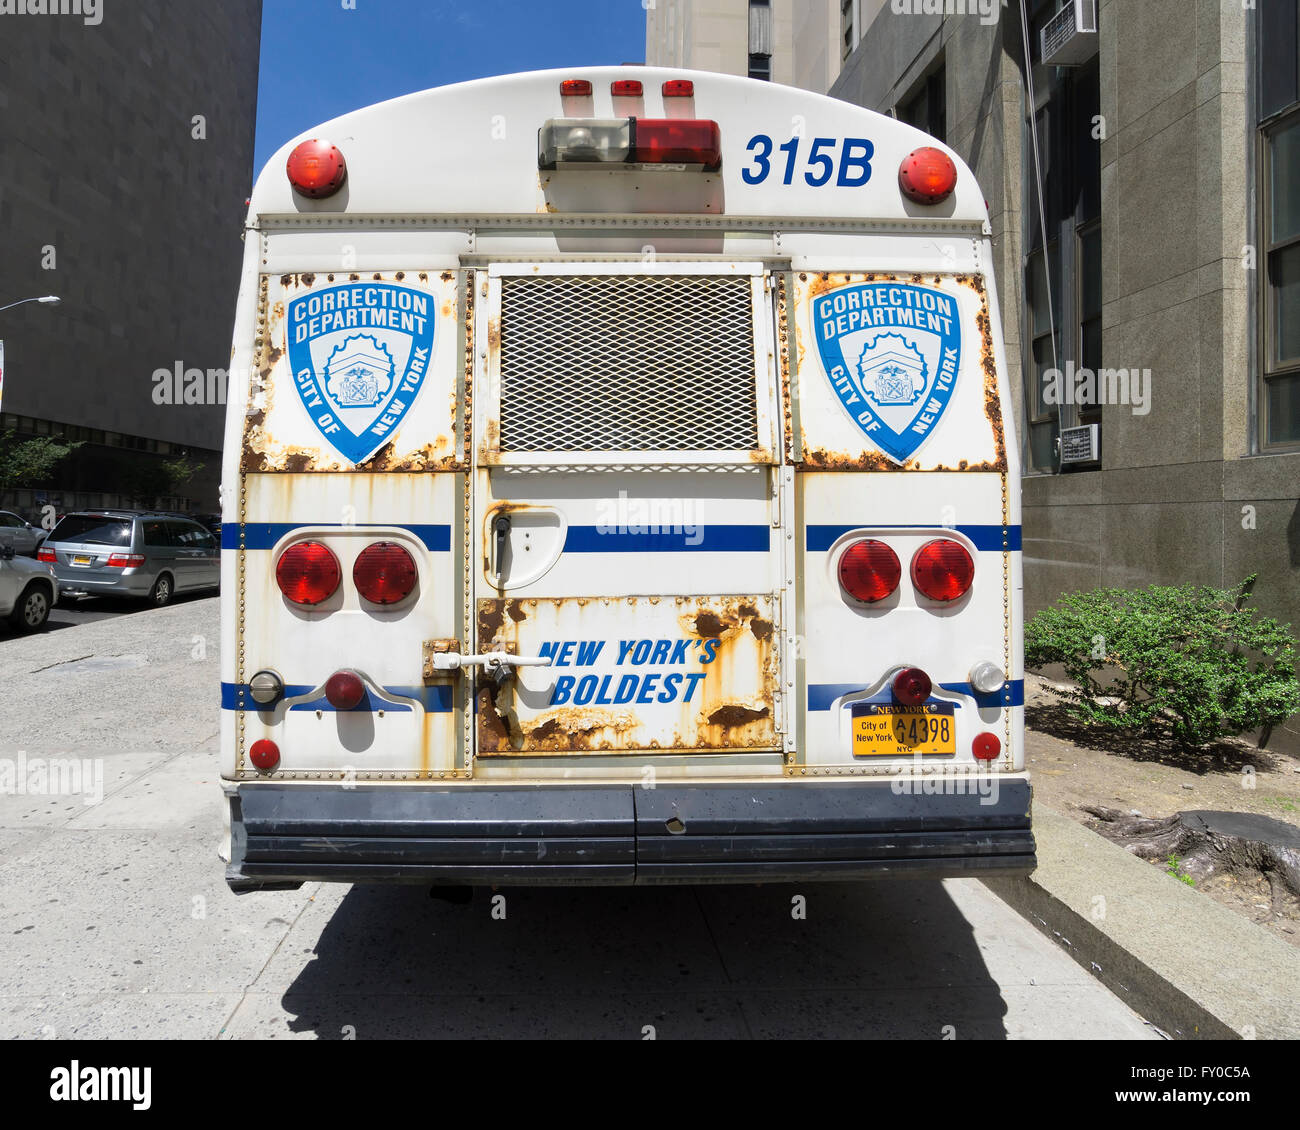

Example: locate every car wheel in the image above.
[149,573,174,608]
[9,583,51,632]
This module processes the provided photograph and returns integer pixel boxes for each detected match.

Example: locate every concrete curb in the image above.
[984,805,1300,1040]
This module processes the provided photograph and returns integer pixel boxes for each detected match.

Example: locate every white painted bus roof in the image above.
[249,66,988,225]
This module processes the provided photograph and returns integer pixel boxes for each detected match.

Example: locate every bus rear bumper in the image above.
[225,778,1035,892]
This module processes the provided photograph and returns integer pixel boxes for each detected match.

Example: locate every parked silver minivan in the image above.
[41,511,220,606]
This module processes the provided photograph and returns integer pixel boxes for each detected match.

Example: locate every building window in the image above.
[1021,9,1101,474]
[1256,2,1300,447]
[898,66,946,144]
[749,0,772,81]
[841,0,860,62]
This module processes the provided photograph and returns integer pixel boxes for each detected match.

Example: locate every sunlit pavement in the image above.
[0,602,1159,1040]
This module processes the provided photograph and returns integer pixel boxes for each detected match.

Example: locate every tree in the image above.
[0,429,82,489]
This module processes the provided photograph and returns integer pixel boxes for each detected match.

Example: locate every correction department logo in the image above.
[813,283,962,463]
[286,283,435,465]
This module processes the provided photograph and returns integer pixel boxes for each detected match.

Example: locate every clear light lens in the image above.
[969,661,1005,695]
[249,670,284,705]
[538,119,632,168]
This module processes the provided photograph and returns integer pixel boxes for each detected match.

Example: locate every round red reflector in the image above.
[286,139,347,199]
[973,732,1002,761]
[838,540,902,603]
[325,671,366,711]
[892,667,933,707]
[353,541,417,605]
[276,541,341,606]
[249,740,280,772]
[912,539,975,602]
[898,146,958,205]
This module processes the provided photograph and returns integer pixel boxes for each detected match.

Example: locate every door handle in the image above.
[427,650,553,674]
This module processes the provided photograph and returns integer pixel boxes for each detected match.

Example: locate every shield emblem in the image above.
[286,282,437,466]
[812,282,962,464]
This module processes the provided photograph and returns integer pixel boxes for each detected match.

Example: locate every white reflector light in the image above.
[538,119,631,169]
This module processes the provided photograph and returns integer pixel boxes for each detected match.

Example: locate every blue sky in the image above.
[254,0,647,176]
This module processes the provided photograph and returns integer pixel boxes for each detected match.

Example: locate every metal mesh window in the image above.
[498,274,760,452]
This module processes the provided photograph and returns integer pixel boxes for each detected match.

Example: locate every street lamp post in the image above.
[0,296,61,314]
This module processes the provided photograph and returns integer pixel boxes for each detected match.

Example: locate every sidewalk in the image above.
[985,803,1300,1039]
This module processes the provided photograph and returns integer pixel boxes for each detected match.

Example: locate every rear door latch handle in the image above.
[427,651,553,674]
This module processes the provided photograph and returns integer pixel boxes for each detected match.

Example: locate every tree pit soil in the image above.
[1024,674,1300,949]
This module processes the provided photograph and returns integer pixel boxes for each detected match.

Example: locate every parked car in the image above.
[0,510,48,557]
[39,510,220,607]
[0,539,57,631]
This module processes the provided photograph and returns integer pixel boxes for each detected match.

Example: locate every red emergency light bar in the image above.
[539,117,721,171]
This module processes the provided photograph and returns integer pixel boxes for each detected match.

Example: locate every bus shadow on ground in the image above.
[277,879,1008,1039]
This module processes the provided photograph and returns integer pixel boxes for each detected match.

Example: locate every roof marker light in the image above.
[560,79,593,96]
[286,139,347,199]
[662,79,694,97]
[898,146,958,205]
[611,79,643,96]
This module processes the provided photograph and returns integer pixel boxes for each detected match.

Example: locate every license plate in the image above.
[73,555,92,566]
[851,703,955,757]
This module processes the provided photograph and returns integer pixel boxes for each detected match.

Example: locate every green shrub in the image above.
[1024,576,1300,749]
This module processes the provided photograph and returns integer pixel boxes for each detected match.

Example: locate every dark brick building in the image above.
[0,0,262,515]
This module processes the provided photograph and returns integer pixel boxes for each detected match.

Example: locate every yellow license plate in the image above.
[851,703,955,757]
[73,555,92,566]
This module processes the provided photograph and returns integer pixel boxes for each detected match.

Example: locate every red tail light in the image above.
[838,540,901,603]
[353,542,417,605]
[912,539,974,602]
[286,139,347,199]
[37,548,56,563]
[973,732,1002,761]
[892,667,933,707]
[276,541,341,606]
[560,79,593,96]
[632,119,722,170]
[325,671,366,710]
[106,554,146,568]
[899,146,958,204]
[249,739,280,772]
[662,79,694,97]
[611,79,643,96]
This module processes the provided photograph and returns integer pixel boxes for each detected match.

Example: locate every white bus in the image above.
[220,67,1033,891]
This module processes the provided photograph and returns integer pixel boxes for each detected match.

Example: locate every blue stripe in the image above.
[563,525,771,553]
[221,682,454,713]
[222,523,452,552]
[808,680,1025,712]
[806,525,1022,552]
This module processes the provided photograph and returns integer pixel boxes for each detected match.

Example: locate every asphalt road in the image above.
[0,602,1161,1040]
